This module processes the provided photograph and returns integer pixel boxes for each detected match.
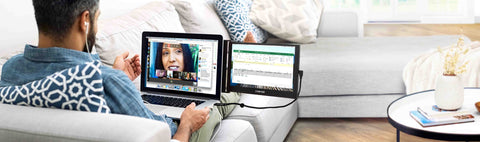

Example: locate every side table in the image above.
[387,88,480,141]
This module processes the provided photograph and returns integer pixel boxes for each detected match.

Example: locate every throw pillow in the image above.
[249,0,323,43]
[95,1,185,67]
[0,61,110,113]
[215,0,269,43]
[169,0,231,40]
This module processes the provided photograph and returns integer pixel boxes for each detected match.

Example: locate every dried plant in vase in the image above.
[437,36,470,76]
[435,36,470,110]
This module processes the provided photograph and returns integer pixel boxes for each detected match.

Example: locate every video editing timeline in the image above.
[231,44,295,92]
[146,36,218,95]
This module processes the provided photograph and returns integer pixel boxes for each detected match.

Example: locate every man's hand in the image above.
[244,31,257,43]
[113,51,141,81]
[172,103,210,142]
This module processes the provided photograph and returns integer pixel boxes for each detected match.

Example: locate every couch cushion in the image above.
[0,103,170,142]
[249,0,323,43]
[211,119,257,142]
[298,94,404,117]
[0,61,110,113]
[300,36,469,96]
[214,0,269,43]
[169,0,231,40]
[226,94,298,142]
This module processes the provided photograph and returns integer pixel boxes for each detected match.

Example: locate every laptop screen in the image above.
[228,43,299,98]
[141,32,222,98]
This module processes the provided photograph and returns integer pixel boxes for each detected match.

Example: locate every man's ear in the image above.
[79,11,90,35]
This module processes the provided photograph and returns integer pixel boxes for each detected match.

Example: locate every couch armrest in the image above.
[317,9,364,37]
[211,119,257,142]
[0,104,171,142]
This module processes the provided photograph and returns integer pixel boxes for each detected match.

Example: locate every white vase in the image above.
[435,75,464,110]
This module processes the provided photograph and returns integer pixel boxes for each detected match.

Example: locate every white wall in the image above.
[0,0,162,57]
[0,1,37,57]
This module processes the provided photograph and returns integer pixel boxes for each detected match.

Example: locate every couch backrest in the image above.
[0,0,167,58]
[0,1,37,57]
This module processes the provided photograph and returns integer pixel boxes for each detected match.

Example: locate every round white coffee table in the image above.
[387,88,480,141]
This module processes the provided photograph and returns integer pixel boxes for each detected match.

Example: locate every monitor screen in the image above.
[143,35,221,96]
[228,43,299,98]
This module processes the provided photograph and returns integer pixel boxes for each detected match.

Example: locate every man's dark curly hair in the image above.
[32,0,99,43]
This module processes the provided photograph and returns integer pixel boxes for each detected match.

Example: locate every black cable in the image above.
[214,70,303,109]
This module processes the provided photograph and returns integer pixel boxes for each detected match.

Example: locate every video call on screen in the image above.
[145,37,218,95]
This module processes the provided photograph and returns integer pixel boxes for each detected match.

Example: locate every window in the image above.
[324,0,474,23]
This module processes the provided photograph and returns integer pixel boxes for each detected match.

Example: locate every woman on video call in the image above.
[155,43,195,73]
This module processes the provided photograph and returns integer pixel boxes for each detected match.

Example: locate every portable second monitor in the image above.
[226,42,300,98]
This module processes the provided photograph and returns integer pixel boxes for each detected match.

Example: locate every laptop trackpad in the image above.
[145,104,185,119]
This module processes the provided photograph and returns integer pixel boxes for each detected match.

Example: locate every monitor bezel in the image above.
[227,42,300,98]
[141,32,223,100]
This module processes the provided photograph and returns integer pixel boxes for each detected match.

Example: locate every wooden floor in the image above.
[285,118,461,142]
[364,24,480,41]
[284,24,480,142]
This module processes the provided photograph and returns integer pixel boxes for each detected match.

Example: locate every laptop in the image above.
[140,32,223,119]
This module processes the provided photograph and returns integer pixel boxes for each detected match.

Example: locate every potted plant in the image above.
[435,36,470,110]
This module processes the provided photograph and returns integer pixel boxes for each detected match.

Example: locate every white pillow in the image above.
[249,0,323,43]
[95,1,185,67]
[169,0,231,40]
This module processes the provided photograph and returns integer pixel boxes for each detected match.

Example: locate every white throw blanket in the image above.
[403,41,480,94]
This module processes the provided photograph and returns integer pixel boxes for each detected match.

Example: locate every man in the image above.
[0,0,240,141]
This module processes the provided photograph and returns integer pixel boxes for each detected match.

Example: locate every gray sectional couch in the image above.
[0,0,466,141]
[296,35,466,118]
[0,0,305,141]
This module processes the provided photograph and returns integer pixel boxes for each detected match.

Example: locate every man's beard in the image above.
[83,26,96,53]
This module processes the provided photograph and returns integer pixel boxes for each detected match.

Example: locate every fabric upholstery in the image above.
[215,0,269,43]
[0,103,171,142]
[317,10,362,37]
[169,0,231,40]
[227,94,298,142]
[403,40,480,94]
[211,119,257,142]
[0,61,110,113]
[249,0,323,43]
[267,103,298,142]
[298,94,404,117]
[299,36,468,96]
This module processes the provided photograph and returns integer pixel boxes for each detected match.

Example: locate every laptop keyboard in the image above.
[142,94,205,108]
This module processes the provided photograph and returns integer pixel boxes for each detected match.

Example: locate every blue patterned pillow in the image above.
[215,0,269,43]
[0,61,110,113]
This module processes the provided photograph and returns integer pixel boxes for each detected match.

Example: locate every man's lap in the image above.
[189,92,241,142]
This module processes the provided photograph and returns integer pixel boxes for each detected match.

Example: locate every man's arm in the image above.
[172,103,210,142]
